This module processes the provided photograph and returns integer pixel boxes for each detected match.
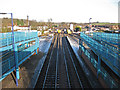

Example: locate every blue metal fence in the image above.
[80,32,120,77]
[0,32,37,47]
[92,32,119,45]
[0,31,39,81]
[79,32,120,88]
[92,32,119,55]
[79,42,119,88]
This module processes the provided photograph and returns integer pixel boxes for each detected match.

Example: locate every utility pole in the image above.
[0,13,19,86]
[27,15,29,31]
[48,18,52,29]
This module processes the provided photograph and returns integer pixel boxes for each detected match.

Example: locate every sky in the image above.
[0,0,119,23]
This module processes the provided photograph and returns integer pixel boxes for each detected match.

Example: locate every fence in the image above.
[0,31,39,82]
[79,32,120,88]
[92,32,119,45]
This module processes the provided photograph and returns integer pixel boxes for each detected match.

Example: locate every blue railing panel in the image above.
[0,32,38,47]
[0,31,39,81]
[80,32,120,77]
[92,32,119,45]
[79,33,119,87]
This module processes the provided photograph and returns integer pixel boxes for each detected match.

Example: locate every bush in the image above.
[42,30,44,34]
[2,27,11,33]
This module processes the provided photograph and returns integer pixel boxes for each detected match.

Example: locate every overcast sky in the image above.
[0,0,119,23]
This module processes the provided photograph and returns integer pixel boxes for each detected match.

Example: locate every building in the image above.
[8,25,31,31]
[37,25,48,31]
[110,25,119,30]
[70,24,73,31]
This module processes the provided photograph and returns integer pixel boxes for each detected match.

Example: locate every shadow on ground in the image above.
[2,51,45,88]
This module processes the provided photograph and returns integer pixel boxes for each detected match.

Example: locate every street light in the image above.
[27,15,29,31]
[0,13,19,86]
[89,18,92,31]
[0,13,14,38]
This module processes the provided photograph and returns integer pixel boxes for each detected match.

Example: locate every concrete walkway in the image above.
[67,36,103,88]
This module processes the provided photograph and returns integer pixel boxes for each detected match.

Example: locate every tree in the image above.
[75,26,81,32]
[17,19,24,26]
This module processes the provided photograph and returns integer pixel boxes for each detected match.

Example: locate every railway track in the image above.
[35,33,91,88]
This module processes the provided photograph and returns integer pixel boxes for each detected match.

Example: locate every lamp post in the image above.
[27,15,29,31]
[0,13,19,86]
[48,18,52,30]
[89,18,92,31]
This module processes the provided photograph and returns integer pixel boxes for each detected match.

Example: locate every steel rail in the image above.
[42,35,57,89]
[64,36,84,88]
[62,34,71,88]
[55,34,59,88]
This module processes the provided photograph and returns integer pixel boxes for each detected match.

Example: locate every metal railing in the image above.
[92,32,119,45]
[0,32,37,47]
[79,32,120,88]
[80,32,120,77]
[0,31,39,84]
[79,43,118,88]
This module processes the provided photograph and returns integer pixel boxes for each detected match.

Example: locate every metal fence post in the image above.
[26,42,29,47]
[11,13,19,86]
[80,40,82,55]
[35,41,37,55]
[79,34,83,55]
[14,44,19,80]
[36,32,39,54]
[37,35,40,53]
[118,34,120,70]
[97,55,101,78]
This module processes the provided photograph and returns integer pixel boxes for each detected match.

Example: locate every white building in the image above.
[17,30,37,32]
[10,25,31,31]
[70,24,73,31]
[37,26,48,31]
